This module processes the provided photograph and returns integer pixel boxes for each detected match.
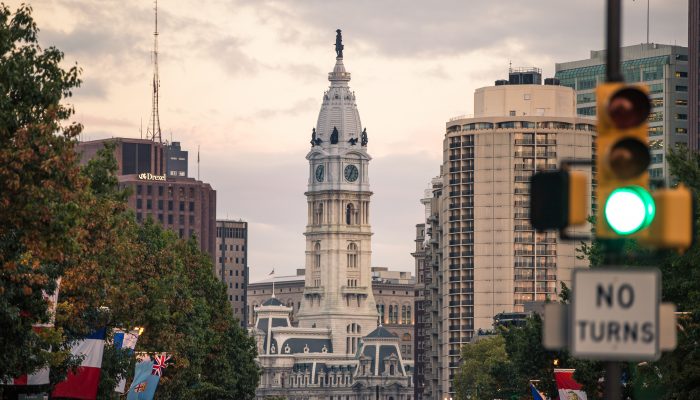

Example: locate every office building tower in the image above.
[690,1,700,150]
[555,44,689,183]
[216,220,248,326]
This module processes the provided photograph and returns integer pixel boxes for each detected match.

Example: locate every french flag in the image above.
[554,368,588,400]
[52,328,106,400]
[6,368,49,386]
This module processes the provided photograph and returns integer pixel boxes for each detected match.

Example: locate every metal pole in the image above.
[604,361,622,400]
[606,0,623,82]
[647,0,650,44]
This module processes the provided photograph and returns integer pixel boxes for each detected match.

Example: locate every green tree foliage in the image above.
[0,2,84,381]
[454,335,517,400]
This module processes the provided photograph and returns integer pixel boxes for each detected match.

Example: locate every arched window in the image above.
[314,243,321,270]
[402,333,412,341]
[314,202,324,225]
[346,203,355,225]
[347,242,358,268]
[406,305,412,323]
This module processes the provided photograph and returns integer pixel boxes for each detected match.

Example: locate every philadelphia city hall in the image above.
[251,31,414,400]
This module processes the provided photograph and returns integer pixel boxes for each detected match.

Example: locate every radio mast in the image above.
[146,0,162,143]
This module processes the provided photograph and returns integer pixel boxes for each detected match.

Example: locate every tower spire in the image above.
[146,0,162,143]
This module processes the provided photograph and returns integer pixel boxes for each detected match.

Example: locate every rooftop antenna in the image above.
[509,59,512,73]
[197,145,200,180]
[139,117,143,139]
[146,0,162,144]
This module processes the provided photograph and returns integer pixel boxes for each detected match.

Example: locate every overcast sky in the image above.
[12,0,688,282]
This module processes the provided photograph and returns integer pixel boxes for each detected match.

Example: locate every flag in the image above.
[530,382,546,400]
[52,328,106,400]
[269,269,275,276]
[126,358,160,400]
[151,353,171,376]
[5,368,49,386]
[114,329,140,393]
[555,368,588,400]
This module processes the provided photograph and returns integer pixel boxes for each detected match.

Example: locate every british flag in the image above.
[151,354,171,376]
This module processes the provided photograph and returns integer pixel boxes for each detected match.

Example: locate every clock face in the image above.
[315,165,324,182]
[344,164,359,182]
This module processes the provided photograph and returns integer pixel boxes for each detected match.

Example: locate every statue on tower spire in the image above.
[335,29,344,58]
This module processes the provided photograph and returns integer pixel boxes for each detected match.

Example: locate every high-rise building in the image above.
[418,69,595,397]
[690,1,700,151]
[251,31,412,399]
[555,44,689,183]
[215,220,248,326]
[77,138,217,260]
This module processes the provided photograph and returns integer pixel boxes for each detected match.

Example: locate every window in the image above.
[189,215,194,224]
[146,199,152,210]
[509,110,516,116]
[158,200,163,210]
[347,243,358,268]
[649,168,663,178]
[136,198,142,209]
[167,214,173,224]
[577,106,596,116]
[676,85,688,92]
[346,203,355,225]
[675,71,688,78]
[314,243,321,270]
[168,200,173,211]
[650,98,663,108]
[676,114,688,120]
[179,215,185,225]
[158,186,164,196]
[576,92,596,103]
[157,214,163,223]
[649,111,663,122]
[676,99,688,106]
[676,127,688,134]
[179,201,185,211]
[189,202,195,212]
[136,212,142,222]
[136,185,142,195]
[651,153,663,164]
[147,185,152,195]
[649,126,663,136]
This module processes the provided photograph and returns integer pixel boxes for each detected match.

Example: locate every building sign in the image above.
[571,268,659,361]
[137,173,166,181]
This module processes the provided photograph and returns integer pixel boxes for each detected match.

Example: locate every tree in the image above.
[454,335,516,400]
[0,2,84,381]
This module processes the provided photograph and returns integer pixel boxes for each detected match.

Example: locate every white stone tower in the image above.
[296,29,378,354]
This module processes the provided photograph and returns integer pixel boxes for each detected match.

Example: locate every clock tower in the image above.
[296,30,378,354]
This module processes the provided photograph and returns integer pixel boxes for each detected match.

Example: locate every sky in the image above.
[10,0,688,282]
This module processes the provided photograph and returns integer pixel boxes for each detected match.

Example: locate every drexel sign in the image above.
[137,173,167,181]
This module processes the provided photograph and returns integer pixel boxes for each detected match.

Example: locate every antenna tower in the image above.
[146,0,162,143]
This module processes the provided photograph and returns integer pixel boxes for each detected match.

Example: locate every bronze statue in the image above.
[310,128,316,147]
[335,29,344,58]
[361,128,368,146]
[330,126,339,144]
[348,137,358,146]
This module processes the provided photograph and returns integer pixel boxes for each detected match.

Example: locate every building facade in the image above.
[248,268,416,361]
[251,32,412,400]
[216,220,248,326]
[417,69,594,398]
[555,43,689,183]
[78,138,217,260]
[690,0,700,151]
[165,141,188,177]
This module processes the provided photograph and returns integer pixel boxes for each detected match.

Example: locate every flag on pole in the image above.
[52,328,106,400]
[127,353,170,400]
[126,357,159,400]
[114,329,141,393]
[269,269,275,276]
[530,382,546,400]
[554,368,588,400]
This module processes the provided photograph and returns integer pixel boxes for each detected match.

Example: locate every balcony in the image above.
[341,286,368,294]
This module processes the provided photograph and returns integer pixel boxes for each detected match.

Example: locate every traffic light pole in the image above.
[606,0,622,82]
[605,1,623,399]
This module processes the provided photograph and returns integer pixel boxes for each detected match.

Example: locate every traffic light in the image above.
[530,169,588,231]
[595,83,654,239]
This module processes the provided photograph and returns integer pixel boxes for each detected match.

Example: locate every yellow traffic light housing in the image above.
[530,168,588,232]
[595,83,653,239]
[642,184,694,252]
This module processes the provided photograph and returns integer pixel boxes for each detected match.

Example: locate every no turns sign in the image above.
[571,268,660,361]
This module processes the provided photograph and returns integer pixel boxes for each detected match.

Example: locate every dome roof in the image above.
[262,297,284,307]
[313,43,364,150]
[365,325,397,339]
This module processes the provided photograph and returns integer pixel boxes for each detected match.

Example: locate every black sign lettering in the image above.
[618,284,635,308]
[596,284,613,307]
[642,322,655,343]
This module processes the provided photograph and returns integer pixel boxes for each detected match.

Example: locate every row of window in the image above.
[136,213,194,226]
[219,243,245,251]
[217,227,246,238]
[136,198,195,212]
[219,256,245,264]
[377,304,413,324]
[136,184,196,198]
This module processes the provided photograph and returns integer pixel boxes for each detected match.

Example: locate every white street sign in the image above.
[571,268,660,361]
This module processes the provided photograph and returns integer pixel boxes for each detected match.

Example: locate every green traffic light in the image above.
[604,186,655,235]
